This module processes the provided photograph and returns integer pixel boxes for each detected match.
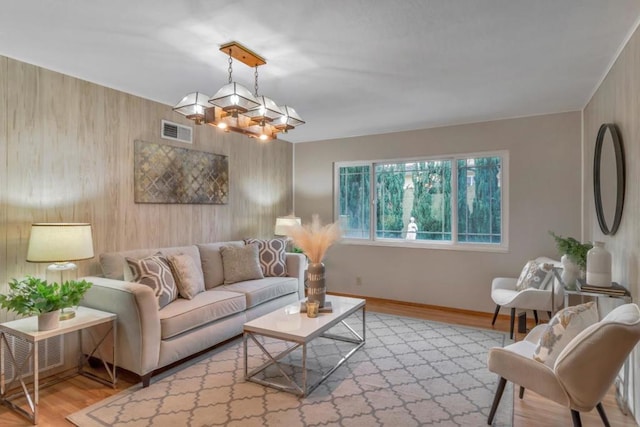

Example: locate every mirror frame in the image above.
[593,123,625,235]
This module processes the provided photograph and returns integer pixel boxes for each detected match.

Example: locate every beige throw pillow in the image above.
[516,260,554,291]
[167,254,205,299]
[126,253,178,308]
[220,243,264,284]
[533,301,598,367]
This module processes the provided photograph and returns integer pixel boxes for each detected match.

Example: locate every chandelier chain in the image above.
[227,51,233,84]
[254,66,259,97]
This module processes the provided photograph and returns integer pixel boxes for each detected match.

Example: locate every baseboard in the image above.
[328,291,499,319]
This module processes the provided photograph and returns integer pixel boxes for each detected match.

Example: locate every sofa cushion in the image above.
[101,245,202,281]
[220,244,264,284]
[244,238,288,277]
[158,290,246,340]
[126,253,179,308]
[220,277,299,308]
[167,253,205,299]
[197,241,244,289]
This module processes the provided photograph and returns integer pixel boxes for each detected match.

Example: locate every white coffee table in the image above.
[243,295,365,397]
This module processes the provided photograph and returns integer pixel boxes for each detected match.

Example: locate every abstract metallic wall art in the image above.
[134,140,228,204]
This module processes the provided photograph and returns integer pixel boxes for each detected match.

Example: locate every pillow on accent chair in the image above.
[243,238,288,277]
[533,301,599,367]
[220,243,264,284]
[126,253,179,308]
[167,253,205,299]
[515,260,554,291]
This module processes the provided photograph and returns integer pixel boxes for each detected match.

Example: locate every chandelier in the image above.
[173,41,305,142]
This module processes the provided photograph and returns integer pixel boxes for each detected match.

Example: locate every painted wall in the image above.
[583,23,640,421]
[0,55,294,322]
[294,112,582,313]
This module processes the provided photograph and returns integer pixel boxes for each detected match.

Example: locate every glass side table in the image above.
[0,306,117,424]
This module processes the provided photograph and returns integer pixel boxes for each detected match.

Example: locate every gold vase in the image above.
[307,262,326,307]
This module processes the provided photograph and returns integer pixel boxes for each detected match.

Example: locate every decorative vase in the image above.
[307,262,326,307]
[586,241,612,287]
[561,254,579,288]
[38,310,61,331]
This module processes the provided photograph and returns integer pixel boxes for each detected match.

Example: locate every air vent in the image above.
[2,335,64,383]
[162,120,192,144]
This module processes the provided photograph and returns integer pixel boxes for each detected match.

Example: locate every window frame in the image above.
[333,150,509,252]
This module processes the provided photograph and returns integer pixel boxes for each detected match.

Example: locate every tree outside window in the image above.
[335,152,506,248]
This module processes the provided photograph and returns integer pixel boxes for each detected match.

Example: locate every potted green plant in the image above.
[549,232,593,287]
[0,276,92,331]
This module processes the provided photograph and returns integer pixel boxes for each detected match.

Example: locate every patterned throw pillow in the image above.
[167,253,205,299]
[533,301,598,367]
[243,238,288,277]
[220,243,264,284]
[515,260,554,291]
[126,253,179,308]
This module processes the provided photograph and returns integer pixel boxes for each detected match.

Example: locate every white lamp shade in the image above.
[274,216,301,236]
[27,223,94,263]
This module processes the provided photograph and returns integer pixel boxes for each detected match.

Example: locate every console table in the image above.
[0,306,117,424]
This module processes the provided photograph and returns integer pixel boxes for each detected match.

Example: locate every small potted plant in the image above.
[0,276,92,331]
[549,232,593,287]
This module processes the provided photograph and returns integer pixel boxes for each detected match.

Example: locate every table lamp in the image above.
[274,216,301,237]
[26,223,95,319]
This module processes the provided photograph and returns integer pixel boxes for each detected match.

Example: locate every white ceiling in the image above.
[1,1,639,143]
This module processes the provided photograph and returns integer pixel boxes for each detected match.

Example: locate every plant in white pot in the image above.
[549,232,593,288]
[0,276,92,331]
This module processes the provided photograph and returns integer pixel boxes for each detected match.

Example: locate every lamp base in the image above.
[59,308,76,320]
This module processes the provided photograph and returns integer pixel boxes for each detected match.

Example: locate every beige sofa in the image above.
[80,241,305,386]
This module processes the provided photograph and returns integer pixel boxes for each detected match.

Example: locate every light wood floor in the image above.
[1,296,637,426]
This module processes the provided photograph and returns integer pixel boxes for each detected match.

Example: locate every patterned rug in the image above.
[68,312,512,426]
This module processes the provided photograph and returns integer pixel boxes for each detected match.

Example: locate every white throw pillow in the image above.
[533,302,599,367]
[516,260,554,291]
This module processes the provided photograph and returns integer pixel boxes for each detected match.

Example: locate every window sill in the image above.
[340,238,509,253]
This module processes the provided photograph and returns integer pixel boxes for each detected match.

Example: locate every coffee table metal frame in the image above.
[243,295,365,397]
[0,306,117,424]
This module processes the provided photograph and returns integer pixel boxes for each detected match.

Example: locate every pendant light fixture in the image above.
[172,92,210,125]
[173,41,304,141]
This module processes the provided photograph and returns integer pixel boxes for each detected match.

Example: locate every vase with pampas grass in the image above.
[286,214,342,307]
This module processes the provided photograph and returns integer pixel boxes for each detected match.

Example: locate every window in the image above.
[334,151,507,250]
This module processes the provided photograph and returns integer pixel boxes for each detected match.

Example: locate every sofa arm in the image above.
[286,253,307,300]
[80,276,160,377]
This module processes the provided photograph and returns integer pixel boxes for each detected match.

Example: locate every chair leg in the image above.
[547,311,552,319]
[596,402,610,427]
[487,377,507,425]
[510,308,516,339]
[519,386,525,399]
[570,410,582,427]
[491,305,501,325]
[533,310,539,324]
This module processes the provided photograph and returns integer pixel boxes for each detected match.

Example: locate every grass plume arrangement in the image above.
[287,214,342,264]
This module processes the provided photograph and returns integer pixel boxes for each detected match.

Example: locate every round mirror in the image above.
[593,123,625,235]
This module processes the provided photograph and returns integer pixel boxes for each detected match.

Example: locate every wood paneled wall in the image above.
[582,24,640,421]
[0,55,293,321]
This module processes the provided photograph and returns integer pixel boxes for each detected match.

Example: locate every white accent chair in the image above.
[491,256,564,339]
[487,303,640,426]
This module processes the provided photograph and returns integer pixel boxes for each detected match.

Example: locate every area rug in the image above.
[68,312,512,426]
